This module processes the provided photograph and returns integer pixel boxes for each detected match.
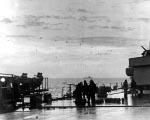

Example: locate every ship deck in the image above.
[44,89,150,108]
[1,90,150,120]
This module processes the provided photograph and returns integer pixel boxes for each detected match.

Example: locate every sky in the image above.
[0,0,150,78]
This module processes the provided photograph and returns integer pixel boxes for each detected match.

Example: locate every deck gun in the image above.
[141,46,150,56]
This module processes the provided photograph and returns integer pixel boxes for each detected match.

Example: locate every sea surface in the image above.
[47,78,129,98]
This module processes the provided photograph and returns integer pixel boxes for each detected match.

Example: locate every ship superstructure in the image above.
[126,46,150,95]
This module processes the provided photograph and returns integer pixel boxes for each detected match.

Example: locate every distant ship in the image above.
[83,76,93,80]
[126,46,150,95]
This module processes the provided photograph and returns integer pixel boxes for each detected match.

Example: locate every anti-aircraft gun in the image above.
[141,46,150,56]
[0,73,47,102]
[13,73,44,98]
[0,72,49,111]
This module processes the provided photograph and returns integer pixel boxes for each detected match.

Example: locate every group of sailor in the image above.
[74,79,97,105]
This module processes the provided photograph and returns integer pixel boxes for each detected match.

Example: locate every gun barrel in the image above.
[141,46,147,51]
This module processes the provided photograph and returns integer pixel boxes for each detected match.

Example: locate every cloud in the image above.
[34,15,76,20]
[52,23,63,25]
[18,13,110,23]
[6,35,35,38]
[50,15,76,20]
[52,28,63,31]
[43,23,64,30]
[15,14,112,31]
[79,36,143,47]
[49,14,111,23]
[111,26,135,32]
[127,17,150,23]
[18,21,48,28]
[78,8,88,13]
[66,7,94,14]
[137,18,150,22]
[78,16,88,22]
[0,18,13,23]
[25,21,46,27]
[88,25,109,29]
[15,15,49,28]
[77,8,93,14]
[83,16,111,23]
[16,15,74,29]
[54,36,145,47]
[89,16,110,21]
[129,0,149,4]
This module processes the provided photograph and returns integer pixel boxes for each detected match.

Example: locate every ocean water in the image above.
[47,78,130,98]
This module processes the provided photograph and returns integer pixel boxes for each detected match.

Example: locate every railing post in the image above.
[47,78,48,90]
[45,78,46,90]
[42,79,43,90]
[69,85,71,99]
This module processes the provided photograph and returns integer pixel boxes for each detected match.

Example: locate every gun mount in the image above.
[0,72,49,111]
[141,46,150,56]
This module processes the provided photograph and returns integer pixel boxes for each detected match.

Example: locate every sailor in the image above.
[75,82,83,105]
[131,78,137,97]
[123,80,128,99]
[88,79,97,104]
[82,80,88,100]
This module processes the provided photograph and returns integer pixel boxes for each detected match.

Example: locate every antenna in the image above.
[141,46,147,51]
